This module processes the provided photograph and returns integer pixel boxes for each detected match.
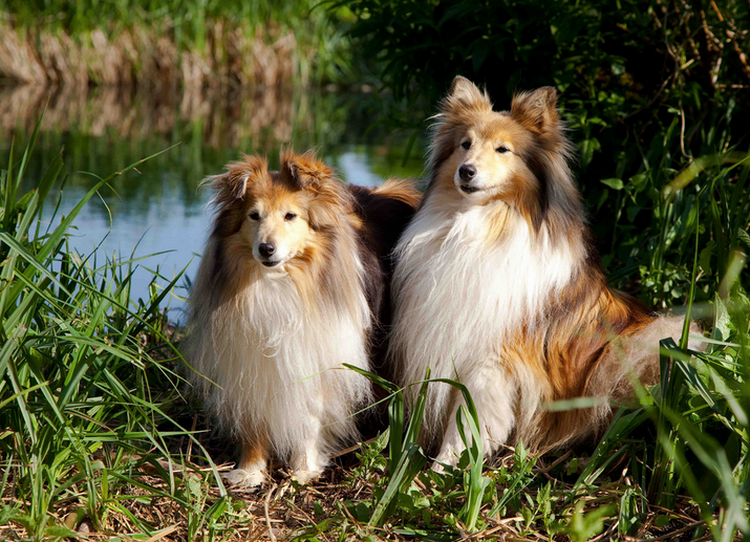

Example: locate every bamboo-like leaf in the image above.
[0,230,72,296]
[15,151,64,243]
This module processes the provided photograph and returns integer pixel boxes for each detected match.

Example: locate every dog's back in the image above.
[349,179,421,379]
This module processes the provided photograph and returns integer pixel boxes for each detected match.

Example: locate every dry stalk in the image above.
[0,22,308,90]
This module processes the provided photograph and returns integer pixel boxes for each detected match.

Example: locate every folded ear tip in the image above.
[450,75,471,91]
[449,75,480,96]
[282,152,334,189]
[541,86,557,103]
[443,76,492,114]
[284,160,305,187]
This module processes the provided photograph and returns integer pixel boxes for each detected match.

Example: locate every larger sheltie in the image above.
[184,150,419,486]
[391,77,696,466]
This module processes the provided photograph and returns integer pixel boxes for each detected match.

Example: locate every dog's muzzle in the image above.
[258,242,282,266]
[457,164,481,193]
[459,183,481,194]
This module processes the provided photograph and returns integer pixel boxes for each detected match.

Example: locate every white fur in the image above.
[185,237,372,483]
[391,196,582,460]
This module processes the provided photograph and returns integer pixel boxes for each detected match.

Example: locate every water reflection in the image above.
[1,84,425,321]
[1,83,306,146]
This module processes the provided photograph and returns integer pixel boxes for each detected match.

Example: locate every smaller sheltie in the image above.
[185,151,419,486]
[391,77,699,466]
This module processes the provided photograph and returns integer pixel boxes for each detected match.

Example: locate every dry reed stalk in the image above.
[38,30,88,86]
[0,21,306,90]
[0,24,47,84]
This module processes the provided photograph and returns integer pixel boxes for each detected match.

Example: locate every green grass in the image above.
[0,120,244,540]
[2,0,331,50]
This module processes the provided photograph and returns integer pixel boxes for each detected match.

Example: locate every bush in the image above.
[337,0,750,303]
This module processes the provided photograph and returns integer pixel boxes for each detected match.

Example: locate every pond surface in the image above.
[1,84,426,323]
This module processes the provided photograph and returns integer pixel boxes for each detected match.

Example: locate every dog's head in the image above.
[428,76,573,229]
[208,151,349,270]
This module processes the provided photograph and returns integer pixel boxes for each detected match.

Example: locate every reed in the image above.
[0,0,348,88]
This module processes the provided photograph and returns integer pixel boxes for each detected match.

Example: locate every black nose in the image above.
[458,164,476,181]
[258,243,276,258]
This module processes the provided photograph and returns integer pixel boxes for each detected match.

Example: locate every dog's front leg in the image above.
[223,430,269,487]
[290,415,327,484]
[433,364,516,471]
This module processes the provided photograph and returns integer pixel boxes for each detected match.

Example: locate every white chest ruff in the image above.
[195,272,371,454]
[391,204,578,426]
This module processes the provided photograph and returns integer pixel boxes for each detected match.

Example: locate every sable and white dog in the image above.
[390,77,694,466]
[185,151,419,486]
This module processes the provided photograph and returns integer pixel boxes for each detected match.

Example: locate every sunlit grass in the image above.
[0,119,235,540]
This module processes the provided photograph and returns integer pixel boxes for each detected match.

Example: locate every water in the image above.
[1,84,425,323]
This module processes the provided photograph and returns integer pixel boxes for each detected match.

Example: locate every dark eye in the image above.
[284,213,297,221]
[496,145,509,154]
[461,141,471,149]
[249,212,260,220]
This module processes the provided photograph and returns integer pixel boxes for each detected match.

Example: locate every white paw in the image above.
[432,450,460,473]
[431,460,448,474]
[222,468,266,488]
[291,469,322,485]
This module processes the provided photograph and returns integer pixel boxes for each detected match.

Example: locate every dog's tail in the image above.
[372,178,422,207]
[575,315,705,444]
[527,311,704,453]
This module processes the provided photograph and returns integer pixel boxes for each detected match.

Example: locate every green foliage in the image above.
[336,0,750,302]
[3,0,325,43]
[0,121,248,539]
[564,500,618,542]
[336,0,749,139]
[342,366,495,534]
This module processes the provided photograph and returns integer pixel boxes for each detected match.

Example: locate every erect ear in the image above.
[510,87,559,133]
[209,154,268,204]
[281,150,333,190]
[281,150,346,227]
[441,76,493,115]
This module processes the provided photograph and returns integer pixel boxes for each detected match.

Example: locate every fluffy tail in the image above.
[372,178,422,207]
[527,315,703,452]
[589,316,702,400]
[580,315,703,441]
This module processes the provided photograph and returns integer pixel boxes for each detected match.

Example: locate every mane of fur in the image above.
[184,152,374,458]
[391,78,695,455]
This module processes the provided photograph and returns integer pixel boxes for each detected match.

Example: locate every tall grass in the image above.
[0,120,240,539]
[5,0,315,39]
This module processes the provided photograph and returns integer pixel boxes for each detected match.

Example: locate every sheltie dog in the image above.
[184,150,419,486]
[391,76,696,466]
